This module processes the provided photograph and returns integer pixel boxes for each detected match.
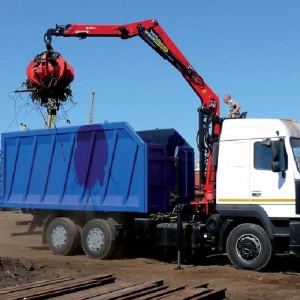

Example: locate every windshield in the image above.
[291,138,300,171]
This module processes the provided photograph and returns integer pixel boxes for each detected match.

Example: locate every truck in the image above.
[1,19,300,271]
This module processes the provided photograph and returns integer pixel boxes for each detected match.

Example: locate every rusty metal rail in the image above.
[0,274,227,300]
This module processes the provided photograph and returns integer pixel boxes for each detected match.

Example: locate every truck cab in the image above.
[217,118,299,215]
[215,118,300,269]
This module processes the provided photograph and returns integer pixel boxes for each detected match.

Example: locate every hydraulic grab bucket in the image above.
[25,50,74,104]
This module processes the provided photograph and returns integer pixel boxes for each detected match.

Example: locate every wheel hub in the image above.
[51,226,67,248]
[87,228,104,251]
[236,234,261,261]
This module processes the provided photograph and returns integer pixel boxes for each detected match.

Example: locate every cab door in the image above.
[216,140,250,203]
[249,139,295,218]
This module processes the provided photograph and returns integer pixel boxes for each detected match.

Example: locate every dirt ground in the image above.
[0,211,300,300]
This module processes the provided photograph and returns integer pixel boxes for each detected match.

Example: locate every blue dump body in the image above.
[0,122,194,213]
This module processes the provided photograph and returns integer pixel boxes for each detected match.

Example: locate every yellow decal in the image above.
[144,30,168,53]
[218,198,295,203]
[153,39,168,53]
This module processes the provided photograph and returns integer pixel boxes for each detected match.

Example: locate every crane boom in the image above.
[44,20,220,118]
[43,19,222,206]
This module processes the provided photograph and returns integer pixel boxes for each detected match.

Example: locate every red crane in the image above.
[30,19,222,209]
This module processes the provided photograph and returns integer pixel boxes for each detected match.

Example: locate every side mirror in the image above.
[271,139,288,173]
[271,161,281,172]
[262,139,288,173]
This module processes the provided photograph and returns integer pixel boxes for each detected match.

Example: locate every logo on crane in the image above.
[143,30,169,53]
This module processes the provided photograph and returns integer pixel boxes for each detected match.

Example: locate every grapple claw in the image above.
[25,50,74,104]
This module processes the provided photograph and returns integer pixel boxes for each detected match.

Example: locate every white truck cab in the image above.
[215,119,300,269]
[217,118,300,217]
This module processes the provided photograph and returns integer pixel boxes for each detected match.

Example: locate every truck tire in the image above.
[226,223,272,270]
[81,219,116,259]
[46,218,81,256]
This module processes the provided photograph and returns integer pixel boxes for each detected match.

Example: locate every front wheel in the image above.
[226,223,272,270]
[82,219,116,259]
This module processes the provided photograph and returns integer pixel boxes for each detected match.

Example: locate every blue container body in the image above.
[0,122,194,213]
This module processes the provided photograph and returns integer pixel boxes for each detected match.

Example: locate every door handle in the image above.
[252,192,261,197]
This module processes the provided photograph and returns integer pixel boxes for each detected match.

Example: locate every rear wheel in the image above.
[82,219,116,259]
[226,223,272,270]
[46,217,81,256]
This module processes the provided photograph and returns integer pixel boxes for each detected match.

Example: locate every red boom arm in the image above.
[45,20,220,117]
[44,19,221,206]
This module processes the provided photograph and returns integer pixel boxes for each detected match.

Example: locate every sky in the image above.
[1,1,300,153]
